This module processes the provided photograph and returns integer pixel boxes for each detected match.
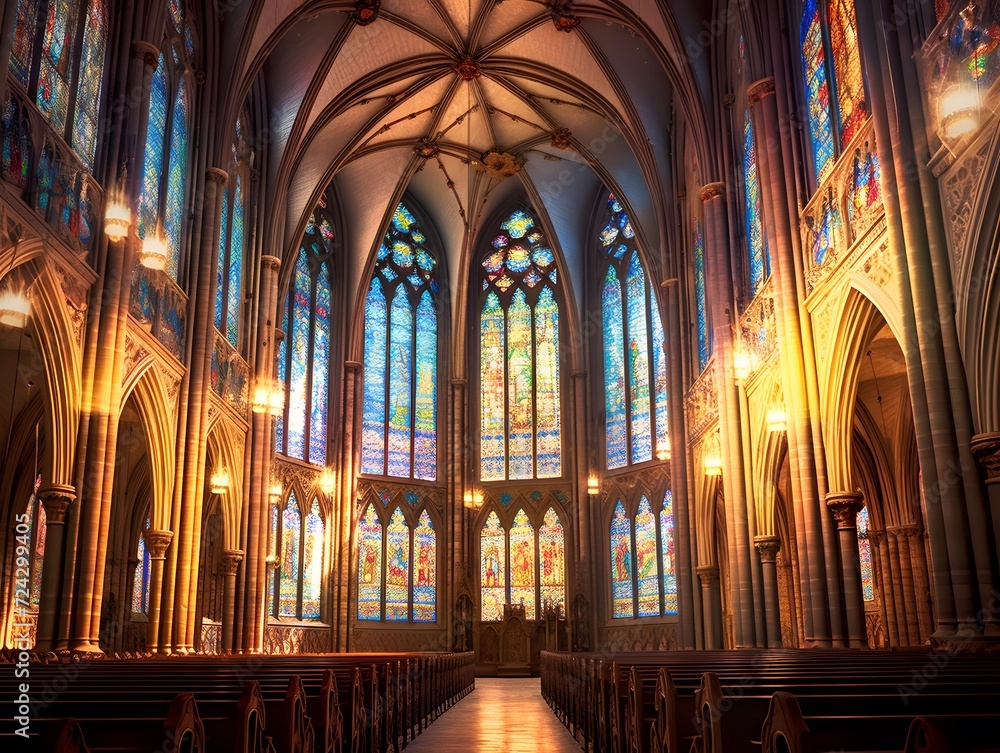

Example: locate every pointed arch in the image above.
[121,365,176,532]
[357,503,383,620]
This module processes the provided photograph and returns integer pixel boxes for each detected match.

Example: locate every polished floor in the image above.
[405,677,582,753]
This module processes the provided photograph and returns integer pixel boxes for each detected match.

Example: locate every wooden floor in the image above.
[405,677,581,753]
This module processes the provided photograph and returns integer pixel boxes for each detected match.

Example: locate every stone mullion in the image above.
[34,486,76,651]
[220,549,244,653]
[570,369,589,631]
[337,361,361,650]
[451,377,467,650]
[145,531,174,653]
[696,565,723,649]
[891,525,919,646]
[754,536,782,647]
[874,531,900,647]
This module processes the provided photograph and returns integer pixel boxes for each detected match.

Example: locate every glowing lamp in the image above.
[656,438,672,462]
[140,233,169,271]
[0,289,30,328]
[587,474,600,495]
[767,409,788,433]
[733,349,751,381]
[103,200,131,241]
[463,488,484,509]
[268,481,283,502]
[704,455,723,477]
[253,380,284,415]
[318,467,337,496]
[210,467,231,495]
[940,85,980,140]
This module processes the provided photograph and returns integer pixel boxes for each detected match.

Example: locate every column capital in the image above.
[660,278,679,288]
[451,378,468,387]
[38,485,76,524]
[970,432,1000,484]
[571,369,587,380]
[825,491,864,529]
[145,530,174,559]
[747,77,776,106]
[130,41,160,68]
[887,524,919,539]
[700,182,725,202]
[260,255,281,273]
[696,564,720,586]
[344,360,362,374]
[205,167,229,185]
[753,535,781,564]
[221,549,245,576]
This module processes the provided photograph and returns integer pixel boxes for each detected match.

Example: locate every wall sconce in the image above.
[268,481,283,503]
[656,437,672,462]
[210,467,231,495]
[939,83,981,139]
[252,379,284,415]
[733,348,751,382]
[103,196,131,241]
[0,287,30,329]
[587,474,600,495]
[318,467,337,497]
[139,231,170,271]
[463,488,484,509]
[767,409,788,433]
[704,455,723,477]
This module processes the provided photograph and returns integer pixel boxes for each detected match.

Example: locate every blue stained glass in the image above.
[310,262,331,465]
[694,220,709,370]
[362,279,388,475]
[661,491,677,614]
[287,250,311,460]
[268,505,279,614]
[10,0,37,87]
[535,286,561,478]
[611,502,634,618]
[481,291,506,481]
[801,0,836,182]
[279,496,301,617]
[603,266,627,470]
[627,251,652,464]
[72,0,109,168]
[413,511,436,621]
[139,55,168,240]
[857,506,874,601]
[743,109,768,295]
[165,81,188,279]
[507,289,534,480]
[387,286,414,477]
[2,100,31,190]
[226,174,244,347]
[414,291,437,481]
[215,187,229,331]
[275,304,288,453]
[650,286,669,454]
[37,0,79,130]
[502,209,533,238]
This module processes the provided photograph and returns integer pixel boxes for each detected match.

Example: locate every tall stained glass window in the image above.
[215,117,251,348]
[743,111,769,295]
[269,492,326,621]
[480,208,562,481]
[800,0,868,184]
[857,506,874,602]
[362,204,439,480]
[276,197,335,465]
[132,516,151,615]
[356,502,437,622]
[599,195,670,469]
[610,491,678,619]
[694,219,710,370]
[479,506,566,621]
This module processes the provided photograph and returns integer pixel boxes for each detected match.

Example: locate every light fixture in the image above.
[587,474,600,495]
[733,348,751,382]
[767,409,788,434]
[210,467,231,495]
[0,287,30,329]
[939,83,981,140]
[656,437,672,462]
[252,379,284,415]
[268,381,285,414]
[704,455,723,477]
[139,231,170,271]
[318,467,337,496]
[103,197,131,241]
[463,488,484,510]
[268,481,283,503]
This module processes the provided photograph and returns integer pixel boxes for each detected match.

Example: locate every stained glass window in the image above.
[132,516,151,614]
[508,509,536,619]
[413,511,437,621]
[857,506,874,602]
[743,110,769,295]
[9,0,38,87]
[357,504,383,620]
[481,511,507,622]
[611,502,634,618]
[279,496,301,618]
[812,190,839,265]
[214,187,230,333]
[539,508,565,613]
[660,491,677,614]
[480,208,562,481]
[2,98,31,190]
[72,0,108,168]
[37,0,79,131]
[801,0,836,181]
[848,143,881,224]
[276,200,335,465]
[268,493,326,621]
[302,500,324,619]
[385,508,411,621]
[694,219,709,370]
[599,199,678,470]
[163,81,188,280]
[362,204,439,480]
[267,504,278,615]
[139,56,168,241]
[635,497,660,616]
[610,494,678,619]
[828,0,867,147]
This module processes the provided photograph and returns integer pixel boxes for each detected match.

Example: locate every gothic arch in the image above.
[205,423,243,551]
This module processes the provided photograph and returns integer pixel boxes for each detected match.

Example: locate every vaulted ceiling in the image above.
[215,0,716,323]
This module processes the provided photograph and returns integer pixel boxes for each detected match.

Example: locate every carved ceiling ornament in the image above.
[454,57,482,80]
[549,1,581,32]
[351,0,380,25]
[477,149,524,179]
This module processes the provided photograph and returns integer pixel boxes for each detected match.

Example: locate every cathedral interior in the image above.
[2,0,1000,749]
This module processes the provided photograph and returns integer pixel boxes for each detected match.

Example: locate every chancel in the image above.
[2,0,1000,751]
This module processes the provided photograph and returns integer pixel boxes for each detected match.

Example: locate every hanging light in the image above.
[939,83,981,139]
[103,197,131,241]
[587,474,600,495]
[0,287,30,329]
[656,437,672,462]
[318,467,337,496]
[139,231,170,271]
[463,488,484,509]
[252,379,284,415]
[733,348,751,382]
[210,467,231,495]
[704,455,723,477]
[767,409,788,434]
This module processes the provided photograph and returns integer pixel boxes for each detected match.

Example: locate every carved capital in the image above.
[700,182,725,202]
[260,255,281,273]
[451,378,468,387]
[825,491,864,529]
[747,77,776,106]
[130,41,160,68]
[696,564,720,586]
[205,167,228,186]
[661,278,679,288]
[144,531,174,559]
[753,535,781,564]
[39,485,76,524]
[571,369,587,380]
[970,432,1000,484]
[344,360,362,374]
[220,549,244,576]
[887,524,919,539]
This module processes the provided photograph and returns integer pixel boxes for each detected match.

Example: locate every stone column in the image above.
[697,565,723,649]
[754,536,782,648]
[34,486,75,651]
[220,549,244,654]
[826,493,866,648]
[873,530,900,647]
[570,368,591,642]
[971,432,1000,635]
[144,531,173,654]
[450,376,467,651]
[889,525,919,645]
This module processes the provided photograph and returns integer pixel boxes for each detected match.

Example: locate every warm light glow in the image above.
[268,382,285,415]
[140,233,169,271]
[940,85,980,139]
[104,200,131,241]
[252,380,285,415]
[733,349,751,381]
[587,474,600,495]
[0,289,30,329]
[463,488,485,509]
[656,438,672,462]
[767,409,788,433]
[318,467,337,496]
[704,455,723,476]
[210,467,231,495]
[268,481,283,502]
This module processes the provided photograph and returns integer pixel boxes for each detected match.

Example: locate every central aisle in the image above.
[405,677,581,753]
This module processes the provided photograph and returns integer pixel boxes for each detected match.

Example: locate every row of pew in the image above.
[1,650,475,752]
[540,648,1000,753]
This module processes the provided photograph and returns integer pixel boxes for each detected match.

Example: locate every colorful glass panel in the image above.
[387,286,414,477]
[385,508,411,621]
[279,497,301,617]
[301,500,324,619]
[287,250,311,460]
[72,0,108,168]
[849,145,881,224]
[627,252,652,464]
[507,289,534,479]
[650,286,669,455]
[132,520,151,614]
[801,0,835,181]
[813,192,838,266]
[413,511,436,621]
[10,0,37,87]
[268,504,279,615]
[480,512,506,621]
[2,99,31,189]
[215,187,230,331]
[539,508,565,614]
[635,497,660,616]
[37,0,79,130]
[310,261,331,465]
[829,0,867,147]
[611,502,634,618]
[29,500,46,610]
[857,506,874,601]
[660,490,677,614]
[362,279,388,475]
[357,505,383,620]
[275,305,288,453]
[414,291,438,480]
[694,220,709,370]
[604,265,627,469]
[535,287,561,478]
[139,55,168,239]
[744,109,768,295]
[480,292,507,481]
[225,173,244,347]
[508,509,536,619]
